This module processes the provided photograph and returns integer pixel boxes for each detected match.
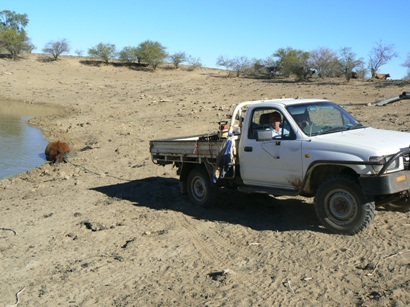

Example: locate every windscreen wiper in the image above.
[318,126,349,135]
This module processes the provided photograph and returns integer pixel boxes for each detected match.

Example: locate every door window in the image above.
[248,108,295,140]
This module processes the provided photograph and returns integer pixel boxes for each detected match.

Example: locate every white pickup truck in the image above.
[150,96,410,235]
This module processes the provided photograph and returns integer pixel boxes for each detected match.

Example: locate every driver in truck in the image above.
[269,111,286,137]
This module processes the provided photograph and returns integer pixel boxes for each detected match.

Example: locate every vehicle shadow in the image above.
[91,176,324,233]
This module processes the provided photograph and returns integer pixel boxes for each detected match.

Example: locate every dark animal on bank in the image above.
[374,73,391,80]
[45,141,71,163]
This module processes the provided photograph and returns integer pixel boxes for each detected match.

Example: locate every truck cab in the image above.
[228,99,407,193]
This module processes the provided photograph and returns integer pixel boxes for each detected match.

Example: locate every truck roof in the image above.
[229,98,331,132]
[231,99,330,115]
[248,98,329,107]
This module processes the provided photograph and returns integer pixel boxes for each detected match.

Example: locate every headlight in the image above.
[369,156,403,173]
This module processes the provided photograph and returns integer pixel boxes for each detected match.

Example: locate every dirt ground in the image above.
[0,54,409,306]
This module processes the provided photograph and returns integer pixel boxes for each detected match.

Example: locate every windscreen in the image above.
[287,101,363,136]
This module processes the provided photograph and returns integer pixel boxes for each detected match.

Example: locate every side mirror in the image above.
[256,130,273,141]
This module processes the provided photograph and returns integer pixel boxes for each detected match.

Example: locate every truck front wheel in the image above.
[314,175,375,235]
[186,166,217,207]
[384,198,410,212]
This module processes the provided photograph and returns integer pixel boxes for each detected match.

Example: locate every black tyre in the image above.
[314,175,375,235]
[384,198,410,212]
[186,166,218,207]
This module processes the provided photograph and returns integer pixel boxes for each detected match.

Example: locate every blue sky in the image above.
[3,0,410,78]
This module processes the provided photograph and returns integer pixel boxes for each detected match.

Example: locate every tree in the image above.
[119,46,140,63]
[88,43,117,64]
[74,49,84,56]
[230,56,251,77]
[250,58,264,74]
[273,47,310,79]
[308,47,339,77]
[338,47,365,81]
[402,52,410,79]
[249,56,281,77]
[169,52,187,68]
[403,52,410,68]
[216,55,251,77]
[0,10,32,59]
[368,40,398,77]
[137,40,167,69]
[216,55,233,71]
[262,56,280,76]
[0,10,28,31]
[186,55,202,70]
[25,38,35,53]
[42,39,70,60]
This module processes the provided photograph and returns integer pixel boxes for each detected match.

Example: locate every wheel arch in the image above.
[304,164,359,195]
[178,161,214,193]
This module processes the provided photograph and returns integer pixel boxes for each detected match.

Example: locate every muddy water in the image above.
[0,100,61,180]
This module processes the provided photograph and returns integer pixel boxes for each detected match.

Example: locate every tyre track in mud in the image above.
[165,193,322,304]
[163,192,332,304]
[81,181,409,305]
[270,213,409,305]
[173,212,276,304]
[171,197,408,306]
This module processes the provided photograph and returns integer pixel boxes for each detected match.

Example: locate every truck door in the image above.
[239,108,303,189]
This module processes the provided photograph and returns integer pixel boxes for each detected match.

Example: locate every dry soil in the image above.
[0,54,409,306]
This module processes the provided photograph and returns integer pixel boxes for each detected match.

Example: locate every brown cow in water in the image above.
[374,73,391,80]
[45,141,71,163]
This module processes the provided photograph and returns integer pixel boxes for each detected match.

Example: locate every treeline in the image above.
[0,10,202,70]
[218,44,408,81]
[1,10,410,79]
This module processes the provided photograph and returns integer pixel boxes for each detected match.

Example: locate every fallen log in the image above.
[399,91,410,99]
[372,91,410,106]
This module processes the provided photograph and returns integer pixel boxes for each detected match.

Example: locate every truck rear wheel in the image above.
[186,166,218,207]
[314,175,375,235]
